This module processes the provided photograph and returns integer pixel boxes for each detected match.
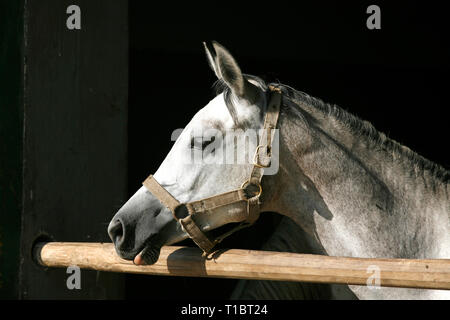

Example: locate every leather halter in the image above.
[143,86,282,254]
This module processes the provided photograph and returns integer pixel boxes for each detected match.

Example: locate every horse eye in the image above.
[191,136,216,150]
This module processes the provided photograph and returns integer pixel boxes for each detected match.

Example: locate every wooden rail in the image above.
[34,242,450,290]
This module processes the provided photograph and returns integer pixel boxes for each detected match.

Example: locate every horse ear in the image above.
[203,41,221,79]
[203,41,259,102]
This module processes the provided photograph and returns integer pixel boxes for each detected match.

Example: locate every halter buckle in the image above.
[253,145,271,168]
[240,179,262,198]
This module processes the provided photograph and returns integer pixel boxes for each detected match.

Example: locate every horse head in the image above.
[108,41,279,264]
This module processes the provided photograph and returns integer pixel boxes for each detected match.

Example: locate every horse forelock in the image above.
[213,75,268,128]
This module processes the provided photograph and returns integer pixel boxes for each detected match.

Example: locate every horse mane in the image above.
[273,83,450,185]
[213,76,449,185]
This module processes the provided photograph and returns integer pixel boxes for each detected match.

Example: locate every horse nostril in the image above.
[108,219,124,245]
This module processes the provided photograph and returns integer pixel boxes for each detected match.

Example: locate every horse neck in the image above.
[262,99,449,259]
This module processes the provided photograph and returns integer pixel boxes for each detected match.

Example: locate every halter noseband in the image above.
[142,86,282,254]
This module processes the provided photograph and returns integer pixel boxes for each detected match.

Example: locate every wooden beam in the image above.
[34,242,450,290]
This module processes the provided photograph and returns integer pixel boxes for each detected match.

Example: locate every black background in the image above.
[124,2,449,298]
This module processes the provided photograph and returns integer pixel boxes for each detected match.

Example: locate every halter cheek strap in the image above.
[143,86,282,254]
[143,175,250,253]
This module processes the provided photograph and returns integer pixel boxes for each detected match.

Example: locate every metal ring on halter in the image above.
[240,179,262,198]
[172,203,190,222]
[253,145,271,168]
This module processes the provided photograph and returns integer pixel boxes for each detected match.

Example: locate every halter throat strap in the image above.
[143,86,282,254]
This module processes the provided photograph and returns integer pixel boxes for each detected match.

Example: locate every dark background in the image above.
[125,2,449,298]
[129,1,449,190]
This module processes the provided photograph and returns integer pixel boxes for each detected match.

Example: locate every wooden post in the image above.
[35,242,450,290]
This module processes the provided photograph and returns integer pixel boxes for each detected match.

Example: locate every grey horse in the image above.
[108,41,449,299]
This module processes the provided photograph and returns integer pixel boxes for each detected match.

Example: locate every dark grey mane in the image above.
[213,77,449,184]
[275,83,450,184]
